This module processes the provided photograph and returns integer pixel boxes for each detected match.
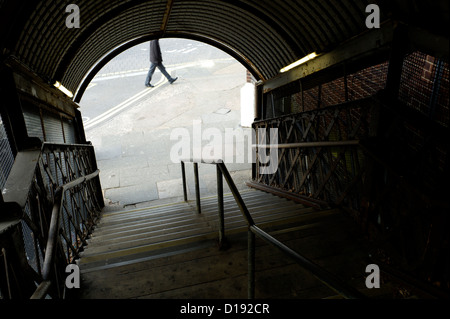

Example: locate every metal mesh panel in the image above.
[262,61,389,120]
[59,151,69,184]
[302,86,320,112]
[0,113,14,190]
[400,52,435,114]
[20,219,40,274]
[436,62,450,127]
[347,62,389,100]
[399,51,449,128]
[321,77,346,107]
[60,194,71,263]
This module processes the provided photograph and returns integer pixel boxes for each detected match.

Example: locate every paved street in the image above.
[79,39,254,208]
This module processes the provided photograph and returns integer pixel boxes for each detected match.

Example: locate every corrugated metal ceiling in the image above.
[0,0,448,99]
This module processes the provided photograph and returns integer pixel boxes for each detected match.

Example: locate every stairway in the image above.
[79,189,317,270]
[76,189,395,299]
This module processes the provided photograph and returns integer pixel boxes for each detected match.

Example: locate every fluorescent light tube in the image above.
[54,81,74,98]
[280,52,318,73]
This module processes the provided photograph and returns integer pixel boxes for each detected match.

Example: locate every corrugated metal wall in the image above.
[22,102,77,144]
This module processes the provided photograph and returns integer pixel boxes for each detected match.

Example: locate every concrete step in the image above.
[77,207,394,299]
[88,199,308,243]
[79,189,323,268]
[76,188,432,300]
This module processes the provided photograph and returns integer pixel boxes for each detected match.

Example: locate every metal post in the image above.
[193,162,201,214]
[248,229,255,299]
[181,161,187,202]
[1,248,12,299]
[41,189,63,281]
[217,165,225,248]
[218,163,255,226]
[385,24,408,101]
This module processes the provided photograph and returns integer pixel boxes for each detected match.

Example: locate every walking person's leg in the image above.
[157,63,178,84]
[145,63,157,87]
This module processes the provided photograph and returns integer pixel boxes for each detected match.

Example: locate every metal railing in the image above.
[180,158,365,299]
[0,142,104,299]
[252,97,378,211]
[30,170,99,299]
[252,90,450,292]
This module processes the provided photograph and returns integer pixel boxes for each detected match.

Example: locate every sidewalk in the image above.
[84,61,253,209]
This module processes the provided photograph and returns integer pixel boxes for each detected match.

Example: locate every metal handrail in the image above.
[180,158,365,299]
[253,140,360,149]
[30,170,100,299]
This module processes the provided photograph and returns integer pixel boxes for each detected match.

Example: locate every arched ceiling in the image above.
[0,0,448,102]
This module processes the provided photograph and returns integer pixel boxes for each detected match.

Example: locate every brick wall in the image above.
[400,51,449,128]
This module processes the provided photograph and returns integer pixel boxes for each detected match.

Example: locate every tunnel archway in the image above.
[1,1,448,101]
[1,0,412,101]
[74,33,262,102]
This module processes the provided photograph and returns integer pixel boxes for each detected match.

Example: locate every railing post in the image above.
[41,188,63,281]
[181,161,187,202]
[248,229,255,299]
[193,162,201,214]
[216,165,226,249]
[218,163,255,226]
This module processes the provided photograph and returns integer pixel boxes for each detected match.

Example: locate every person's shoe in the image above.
[169,77,178,84]
[145,83,154,88]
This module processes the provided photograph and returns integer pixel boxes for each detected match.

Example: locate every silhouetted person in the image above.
[145,39,177,87]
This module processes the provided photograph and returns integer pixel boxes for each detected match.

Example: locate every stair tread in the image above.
[98,192,296,224]
[89,191,303,234]
[91,202,311,239]
[80,189,328,268]
[77,205,383,299]
[81,210,336,261]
